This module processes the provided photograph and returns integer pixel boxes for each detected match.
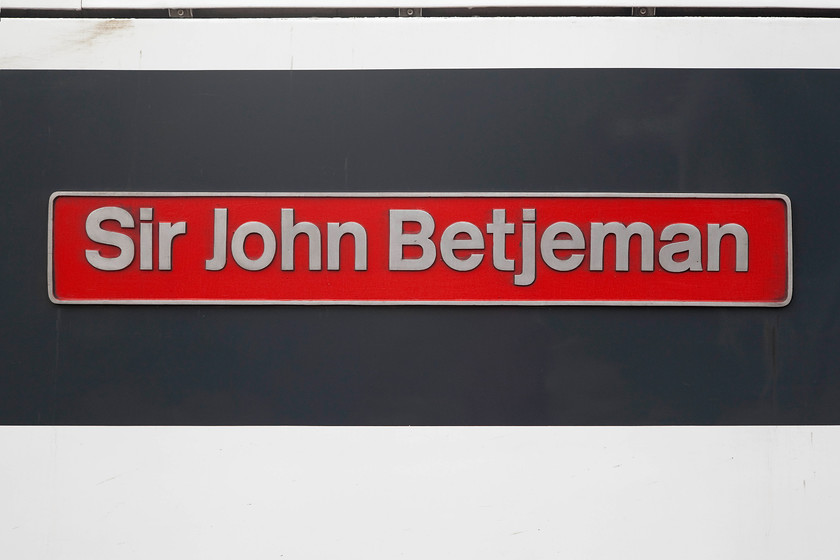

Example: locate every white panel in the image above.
[78,0,840,9]
[2,16,840,70]
[6,0,840,10]
[2,0,81,8]
[0,426,838,559]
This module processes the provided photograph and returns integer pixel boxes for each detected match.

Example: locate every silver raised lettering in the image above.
[659,223,703,273]
[158,221,187,271]
[540,221,585,272]
[327,222,367,271]
[205,208,228,271]
[389,209,436,271]
[486,209,515,272]
[590,222,654,272]
[440,221,484,272]
[85,206,135,271]
[231,221,276,271]
[707,223,749,272]
[139,207,154,271]
[281,208,321,271]
[514,209,536,286]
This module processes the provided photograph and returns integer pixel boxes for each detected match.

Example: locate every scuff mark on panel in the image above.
[72,19,133,49]
[0,19,136,68]
[96,474,122,486]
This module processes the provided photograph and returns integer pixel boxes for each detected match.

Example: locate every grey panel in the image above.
[0,69,838,424]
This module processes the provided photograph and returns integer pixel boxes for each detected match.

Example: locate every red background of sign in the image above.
[50,194,790,304]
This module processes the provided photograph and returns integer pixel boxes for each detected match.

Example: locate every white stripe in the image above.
[2,0,81,8]
[2,16,840,70]
[6,1,840,9]
[75,0,840,8]
[0,426,837,559]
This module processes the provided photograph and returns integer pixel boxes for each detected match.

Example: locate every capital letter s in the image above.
[85,207,135,271]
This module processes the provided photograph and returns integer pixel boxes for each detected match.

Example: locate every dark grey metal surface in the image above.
[1,69,838,425]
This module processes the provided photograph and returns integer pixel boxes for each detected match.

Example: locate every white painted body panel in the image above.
[3,16,840,70]
[4,0,840,9]
[2,426,839,559]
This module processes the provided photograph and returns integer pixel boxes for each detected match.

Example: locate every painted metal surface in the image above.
[5,0,840,9]
[1,67,835,425]
[2,426,839,560]
[3,16,840,70]
[1,0,81,9]
[2,15,840,560]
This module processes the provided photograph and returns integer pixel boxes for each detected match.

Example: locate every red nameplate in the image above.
[49,192,791,306]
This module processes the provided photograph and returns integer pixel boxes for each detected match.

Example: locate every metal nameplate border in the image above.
[48,191,793,307]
